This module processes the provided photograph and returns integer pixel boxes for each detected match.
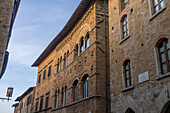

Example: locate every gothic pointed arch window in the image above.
[125,108,135,113]
[57,58,60,72]
[73,80,79,101]
[81,74,89,98]
[156,38,170,74]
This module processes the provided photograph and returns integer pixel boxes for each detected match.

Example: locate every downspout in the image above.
[104,0,109,113]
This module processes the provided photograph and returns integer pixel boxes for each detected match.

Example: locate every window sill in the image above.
[149,7,166,21]
[51,94,101,112]
[121,86,134,92]
[119,35,130,44]
[43,107,51,111]
[156,72,170,80]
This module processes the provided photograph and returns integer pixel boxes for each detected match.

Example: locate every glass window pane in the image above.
[161,53,166,63]
[153,0,158,6]
[87,38,89,48]
[162,63,168,74]
[159,45,164,52]
[126,79,129,87]
[166,40,169,49]
[155,5,159,12]
[167,50,170,60]
[126,71,129,78]
[123,26,126,32]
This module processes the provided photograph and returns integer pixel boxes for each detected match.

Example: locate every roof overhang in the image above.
[32,0,94,67]
[15,86,35,101]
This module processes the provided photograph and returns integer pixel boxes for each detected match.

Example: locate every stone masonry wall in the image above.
[0,0,14,76]
[33,0,109,113]
[109,0,170,113]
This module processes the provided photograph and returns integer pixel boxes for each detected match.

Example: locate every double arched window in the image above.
[74,32,90,59]
[156,38,170,74]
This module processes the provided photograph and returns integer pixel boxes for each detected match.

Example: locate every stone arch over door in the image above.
[125,108,135,113]
[161,100,170,113]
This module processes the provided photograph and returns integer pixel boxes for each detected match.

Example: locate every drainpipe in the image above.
[104,0,109,113]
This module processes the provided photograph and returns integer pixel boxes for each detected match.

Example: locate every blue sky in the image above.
[0,0,81,112]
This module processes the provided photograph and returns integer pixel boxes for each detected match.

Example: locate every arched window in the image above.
[66,51,69,66]
[80,37,84,54]
[73,80,79,101]
[125,108,135,113]
[59,56,62,71]
[161,101,170,113]
[123,60,132,88]
[74,44,78,59]
[61,86,67,106]
[121,15,129,39]
[121,0,128,11]
[57,58,60,72]
[64,53,67,67]
[85,33,90,49]
[157,38,170,74]
[82,75,89,98]
[55,89,60,108]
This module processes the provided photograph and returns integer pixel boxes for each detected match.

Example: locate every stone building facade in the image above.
[32,0,109,113]
[109,0,170,113]
[13,87,35,113]
[0,0,20,79]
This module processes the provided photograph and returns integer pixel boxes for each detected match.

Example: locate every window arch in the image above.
[55,89,60,108]
[61,85,67,106]
[85,33,90,49]
[156,38,170,74]
[73,80,79,102]
[121,15,129,39]
[81,74,89,98]
[123,60,132,88]
[80,37,84,54]
[125,108,135,113]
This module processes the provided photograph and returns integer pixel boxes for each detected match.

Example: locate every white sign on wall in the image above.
[138,71,149,83]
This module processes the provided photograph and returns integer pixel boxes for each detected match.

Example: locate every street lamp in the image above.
[0,87,14,101]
